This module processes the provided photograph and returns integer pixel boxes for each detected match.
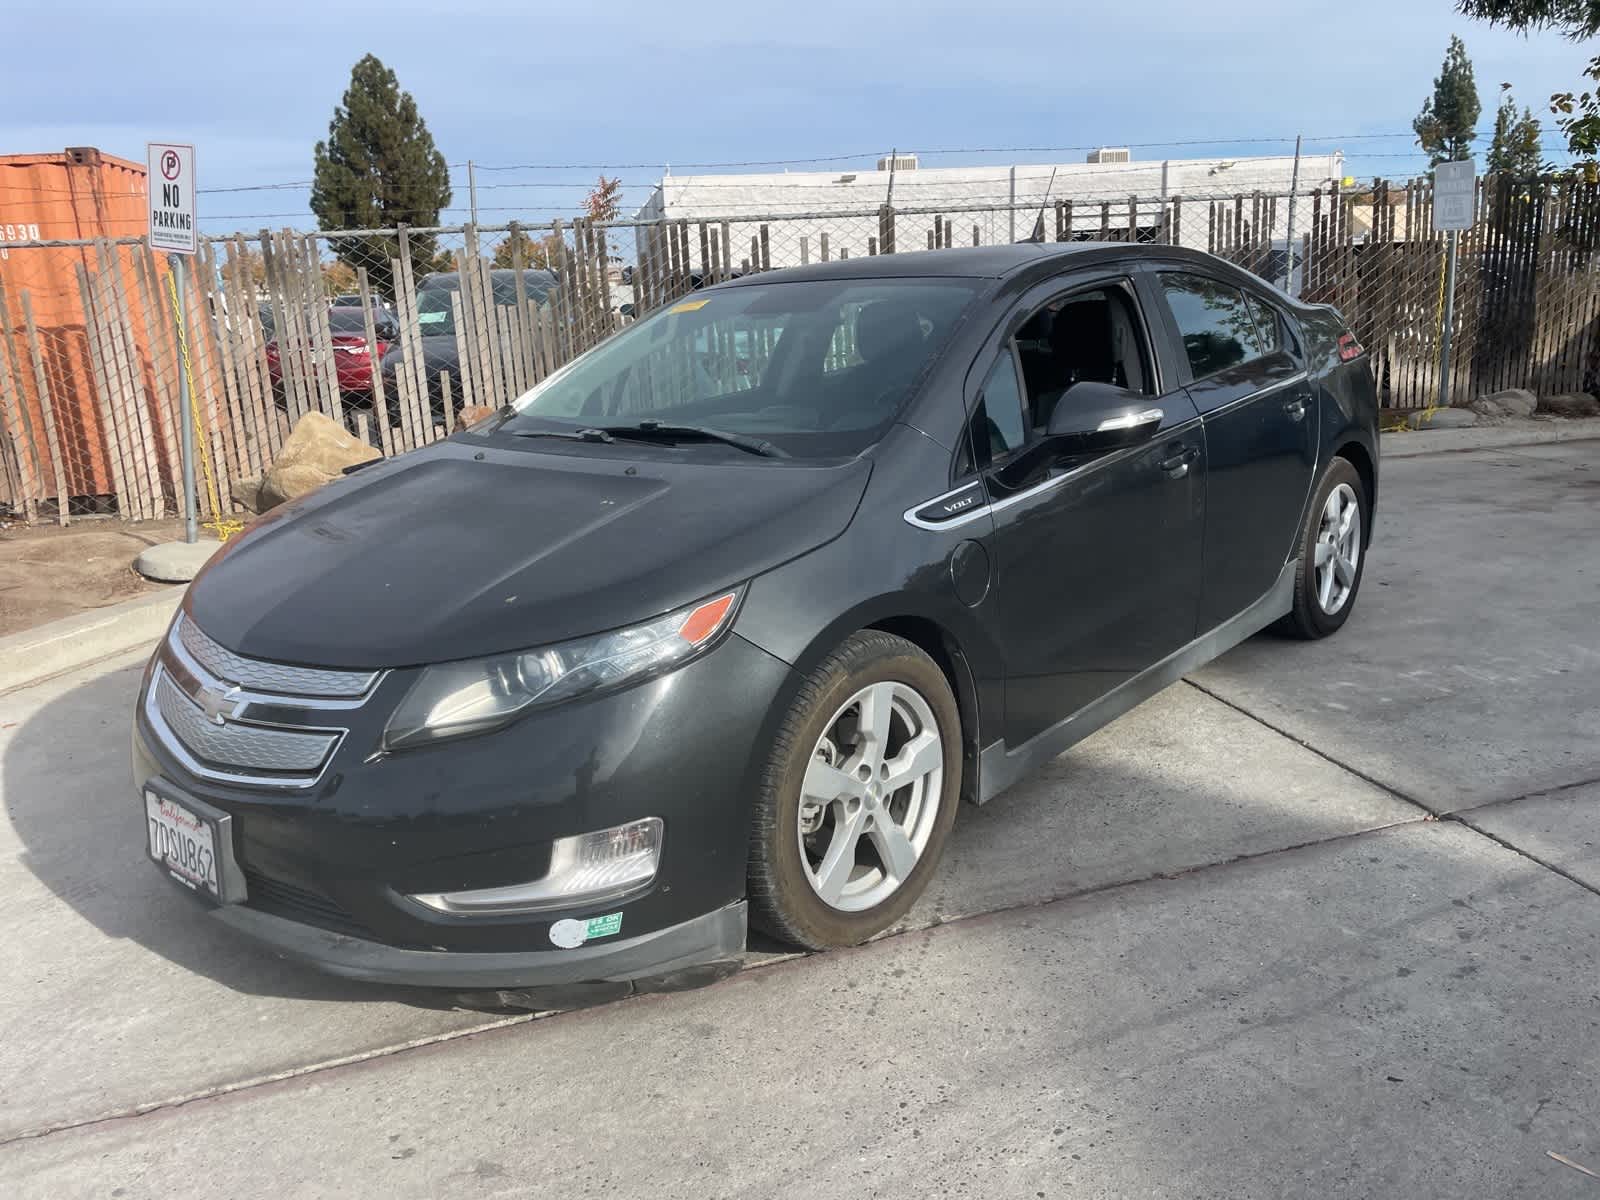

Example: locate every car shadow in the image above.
[2,658,463,1010]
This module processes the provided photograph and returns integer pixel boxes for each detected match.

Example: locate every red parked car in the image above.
[266,306,398,400]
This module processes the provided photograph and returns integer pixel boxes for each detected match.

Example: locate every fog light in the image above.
[408,817,663,916]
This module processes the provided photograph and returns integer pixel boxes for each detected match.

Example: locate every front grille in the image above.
[176,614,378,698]
[145,616,383,790]
[243,869,380,942]
[154,670,338,775]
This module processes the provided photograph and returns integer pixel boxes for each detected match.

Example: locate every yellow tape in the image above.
[668,298,711,313]
[165,269,245,543]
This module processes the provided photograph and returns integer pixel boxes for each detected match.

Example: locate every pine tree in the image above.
[1457,1,1600,174]
[1487,88,1545,176]
[1457,1,1600,39]
[311,55,452,298]
[1414,35,1483,165]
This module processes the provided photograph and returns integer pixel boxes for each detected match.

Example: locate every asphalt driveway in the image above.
[2,434,1598,1198]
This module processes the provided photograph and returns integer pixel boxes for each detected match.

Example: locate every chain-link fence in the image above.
[2,175,1598,524]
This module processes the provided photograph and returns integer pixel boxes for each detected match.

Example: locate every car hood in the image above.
[187,438,871,668]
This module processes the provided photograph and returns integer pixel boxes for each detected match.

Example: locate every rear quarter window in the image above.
[1160,273,1265,379]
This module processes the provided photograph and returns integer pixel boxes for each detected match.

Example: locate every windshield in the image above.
[416,271,555,337]
[497,278,979,459]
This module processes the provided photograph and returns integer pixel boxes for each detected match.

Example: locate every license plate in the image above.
[145,790,221,901]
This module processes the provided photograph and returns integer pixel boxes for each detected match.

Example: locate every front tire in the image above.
[1279,457,1368,639]
[748,631,961,950]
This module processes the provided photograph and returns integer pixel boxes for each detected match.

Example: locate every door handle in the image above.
[1157,446,1198,479]
[1284,397,1307,421]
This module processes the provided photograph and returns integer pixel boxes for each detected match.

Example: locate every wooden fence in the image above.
[2,175,1598,523]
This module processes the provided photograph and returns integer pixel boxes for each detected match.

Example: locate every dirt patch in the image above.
[0,518,187,638]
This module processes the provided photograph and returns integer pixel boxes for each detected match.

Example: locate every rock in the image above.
[1538,391,1600,418]
[258,463,339,512]
[230,475,263,514]
[273,410,381,476]
[1473,387,1537,419]
[458,404,497,428]
[256,412,380,512]
[1407,407,1478,430]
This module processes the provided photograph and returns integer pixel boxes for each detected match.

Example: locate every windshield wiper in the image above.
[509,427,614,443]
[598,421,788,459]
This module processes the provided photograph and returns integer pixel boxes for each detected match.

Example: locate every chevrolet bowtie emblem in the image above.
[195,683,243,726]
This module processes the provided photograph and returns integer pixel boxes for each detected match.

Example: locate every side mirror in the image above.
[1044,381,1163,452]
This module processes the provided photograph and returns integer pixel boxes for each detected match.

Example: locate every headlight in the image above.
[382,589,741,750]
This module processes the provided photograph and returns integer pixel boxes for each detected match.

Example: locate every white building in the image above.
[632,150,1346,269]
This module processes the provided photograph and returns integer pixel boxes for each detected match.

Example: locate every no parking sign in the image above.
[147,142,196,254]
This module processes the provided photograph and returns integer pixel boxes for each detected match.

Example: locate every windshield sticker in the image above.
[668,298,711,313]
[549,912,624,949]
[418,311,448,324]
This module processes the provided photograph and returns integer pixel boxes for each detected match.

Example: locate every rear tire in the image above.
[747,631,961,950]
[1278,457,1368,639]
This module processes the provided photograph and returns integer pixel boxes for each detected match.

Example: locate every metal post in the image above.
[468,160,479,226]
[1008,165,1017,243]
[173,253,197,543]
[1437,228,1460,410]
[885,147,898,207]
[1283,134,1303,296]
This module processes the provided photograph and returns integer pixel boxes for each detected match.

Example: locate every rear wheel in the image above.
[748,631,960,950]
[1279,457,1368,639]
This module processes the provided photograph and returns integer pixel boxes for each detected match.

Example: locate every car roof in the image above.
[714,241,1233,286]
[420,268,556,288]
[716,241,1107,285]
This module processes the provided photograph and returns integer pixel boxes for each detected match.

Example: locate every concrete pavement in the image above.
[4,439,1600,1197]
[9,823,1599,1200]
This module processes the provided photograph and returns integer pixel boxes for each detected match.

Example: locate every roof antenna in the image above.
[1023,167,1059,243]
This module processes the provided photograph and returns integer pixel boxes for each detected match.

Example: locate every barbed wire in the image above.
[1,132,1581,202]
[0,128,1584,226]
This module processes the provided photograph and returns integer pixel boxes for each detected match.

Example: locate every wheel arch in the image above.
[766,594,991,808]
[864,615,983,806]
[1331,436,1377,544]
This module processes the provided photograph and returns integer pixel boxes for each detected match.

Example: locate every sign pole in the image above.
[147,141,199,542]
[172,252,198,543]
[1430,158,1475,413]
[1437,227,1460,411]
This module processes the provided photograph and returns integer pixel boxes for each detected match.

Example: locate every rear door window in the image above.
[1160,274,1265,380]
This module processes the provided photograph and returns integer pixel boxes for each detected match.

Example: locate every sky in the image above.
[4,0,1588,232]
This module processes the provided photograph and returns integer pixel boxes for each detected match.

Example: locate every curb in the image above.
[0,587,182,695]
[1380,418,1600,459]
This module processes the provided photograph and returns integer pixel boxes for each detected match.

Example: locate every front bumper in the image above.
[211,897,747,989]
[133,628,795,988]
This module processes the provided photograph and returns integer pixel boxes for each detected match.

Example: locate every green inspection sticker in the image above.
[549,912,624,949]
[587,912,623,939]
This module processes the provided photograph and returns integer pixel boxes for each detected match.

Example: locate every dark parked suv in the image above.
[378,268,557,416]
[134,242,1377,995]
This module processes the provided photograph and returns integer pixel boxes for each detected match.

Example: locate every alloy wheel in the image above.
[1314,481,1362,615]
[797,680,945,913]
